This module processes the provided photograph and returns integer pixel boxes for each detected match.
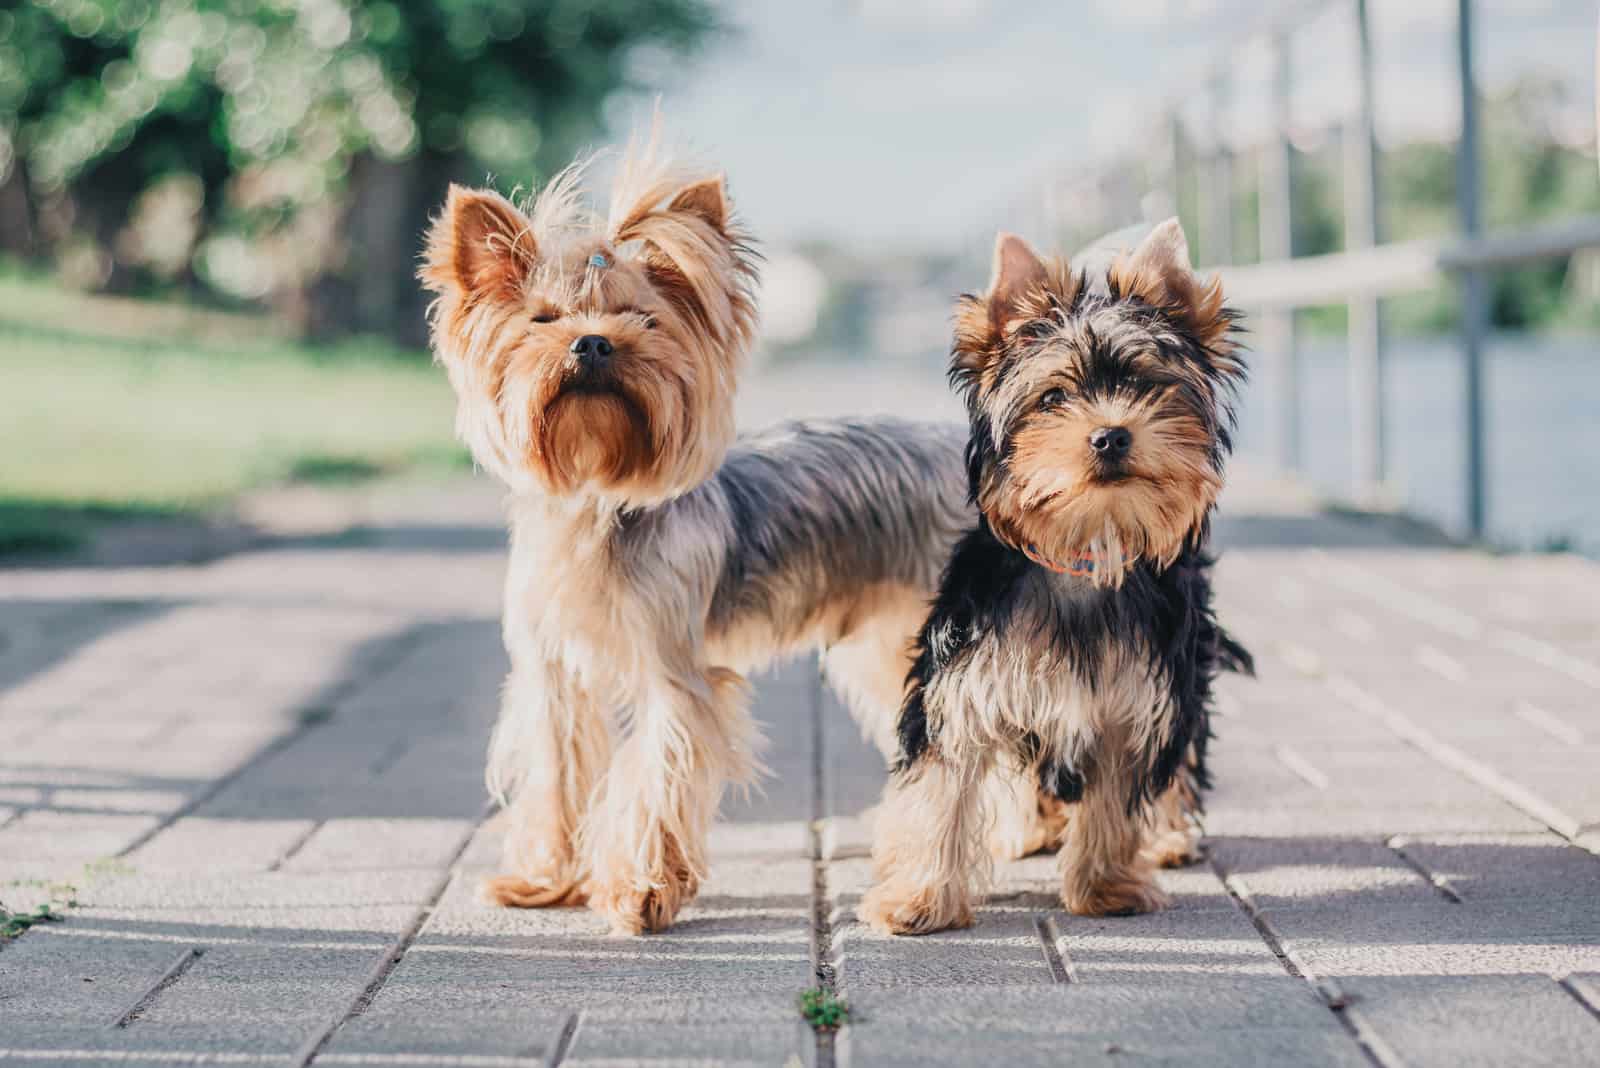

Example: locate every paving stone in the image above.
[125,817,317,873]
[1394,833,1600,902]
[79,869,444,911]
[1206,837,1440,909]
[843,981,1367,1067]
[282,818,475,873]
[1262,898,1600,977]
[1337,975,1600,1068]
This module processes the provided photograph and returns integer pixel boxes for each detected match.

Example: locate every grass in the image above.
[0,273,469,554]
[0,878,79,941]
[798,988,850,1031]
[0,901,64,940]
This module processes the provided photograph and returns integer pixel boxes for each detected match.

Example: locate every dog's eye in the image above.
[641,314,658,330]
[532,311,560,324]
[1039,387,1067,410]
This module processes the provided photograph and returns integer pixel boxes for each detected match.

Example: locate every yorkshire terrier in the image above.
[860,220,1254,935]
[419,139,994,935]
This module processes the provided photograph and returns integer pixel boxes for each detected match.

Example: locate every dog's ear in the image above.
[421,185,538,303]
[667,175,729,235]
[1110,217,1234,353]
[952,232,1052,394]
[988,232,1049,330]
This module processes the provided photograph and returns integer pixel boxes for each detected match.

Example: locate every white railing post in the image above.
[1259,32,1299,475]
[1457,0,1489,540]
[1345,0,1385,504]
[1204,74,1235,267]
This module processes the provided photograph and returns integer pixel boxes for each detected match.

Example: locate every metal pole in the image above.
[1345,0,1384,503]
[1259,33,1299,474]
[1457,0,1488,538]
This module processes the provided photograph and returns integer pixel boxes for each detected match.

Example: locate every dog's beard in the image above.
[539,388,654,493]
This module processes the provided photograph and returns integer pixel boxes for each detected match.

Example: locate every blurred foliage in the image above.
[1286,76,1600,336]
[0,0,717,336]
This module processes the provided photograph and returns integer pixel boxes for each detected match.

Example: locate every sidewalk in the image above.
[2,370,1598,1065]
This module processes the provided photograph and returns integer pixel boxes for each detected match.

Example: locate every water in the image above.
[1234,334,1600,552]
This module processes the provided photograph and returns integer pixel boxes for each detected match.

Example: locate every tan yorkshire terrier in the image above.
[861,222,1254,935]
[418,137,1047,935]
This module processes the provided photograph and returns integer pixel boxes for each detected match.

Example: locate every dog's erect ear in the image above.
[1110,217,1236,353]
[1109,217,1195,309]
[952,232,1053,394]
[668,175,729,235]
[1126,217,1191,281]
[988,232,1049,330]
[421,185,538,303]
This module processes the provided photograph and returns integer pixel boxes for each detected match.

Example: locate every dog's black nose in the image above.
[1089,426,1133,461]
[569,334,614,369]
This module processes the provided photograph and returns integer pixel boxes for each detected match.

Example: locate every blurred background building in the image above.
[2,0,1596,557]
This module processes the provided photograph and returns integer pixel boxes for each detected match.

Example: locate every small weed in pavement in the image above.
[0,901,64,940]
[798,988,849,1031]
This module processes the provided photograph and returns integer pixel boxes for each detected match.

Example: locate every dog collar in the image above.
[1020,543,1125,579]
[587,252,609,270]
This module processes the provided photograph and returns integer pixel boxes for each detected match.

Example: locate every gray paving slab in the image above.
[1341,975,1600,1068]
[842,981,1370,1068]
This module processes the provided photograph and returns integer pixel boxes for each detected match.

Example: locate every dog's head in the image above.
[421,149,757,504]
[950,220,1244,584]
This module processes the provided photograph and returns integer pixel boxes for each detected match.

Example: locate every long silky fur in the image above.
[861,223,1254,935]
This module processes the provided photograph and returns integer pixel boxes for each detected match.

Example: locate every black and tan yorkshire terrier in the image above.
[860,220,1254,936]
[419,135,1057,935]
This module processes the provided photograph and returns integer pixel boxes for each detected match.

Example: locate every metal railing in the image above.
[1021,0,1599,540]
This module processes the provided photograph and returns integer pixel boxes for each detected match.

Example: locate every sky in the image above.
[607,0,1595,255]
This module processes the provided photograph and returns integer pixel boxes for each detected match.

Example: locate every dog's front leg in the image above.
[1058,733,1169,916]
[586,664,754,935]
[481,665,609,908]
[859,751,989,935]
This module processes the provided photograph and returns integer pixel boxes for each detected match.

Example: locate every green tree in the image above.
[0,0,718,342]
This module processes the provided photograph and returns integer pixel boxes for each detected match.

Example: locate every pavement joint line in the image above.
[293,803,493,1068]
[1207,855,1398,1068]
[1310,552,1600,690]
[808,667,840,1068]
[113,622,435,862]
[1556,973,1600,1023]
[544,1011,582,1067]
[1272,744,1331,790]
[1384,836,1463,903]
[107,945,206,1029]
[1510,700,1585,746]
[1324,672,1584,841]
[268,820,325,873]
[1032,914,1074,983]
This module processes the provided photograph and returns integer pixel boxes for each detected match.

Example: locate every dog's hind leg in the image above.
[481,665,610,909]
[984,766,1069,860]
[1142,761,1203,868]
[819,584,928,759]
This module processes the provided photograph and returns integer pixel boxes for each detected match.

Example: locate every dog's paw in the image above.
[859,880,975,936]
[589,866,699,936]
[1062,873,1169,917]
[480,872,587,909]
[1143,825,1203,869]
